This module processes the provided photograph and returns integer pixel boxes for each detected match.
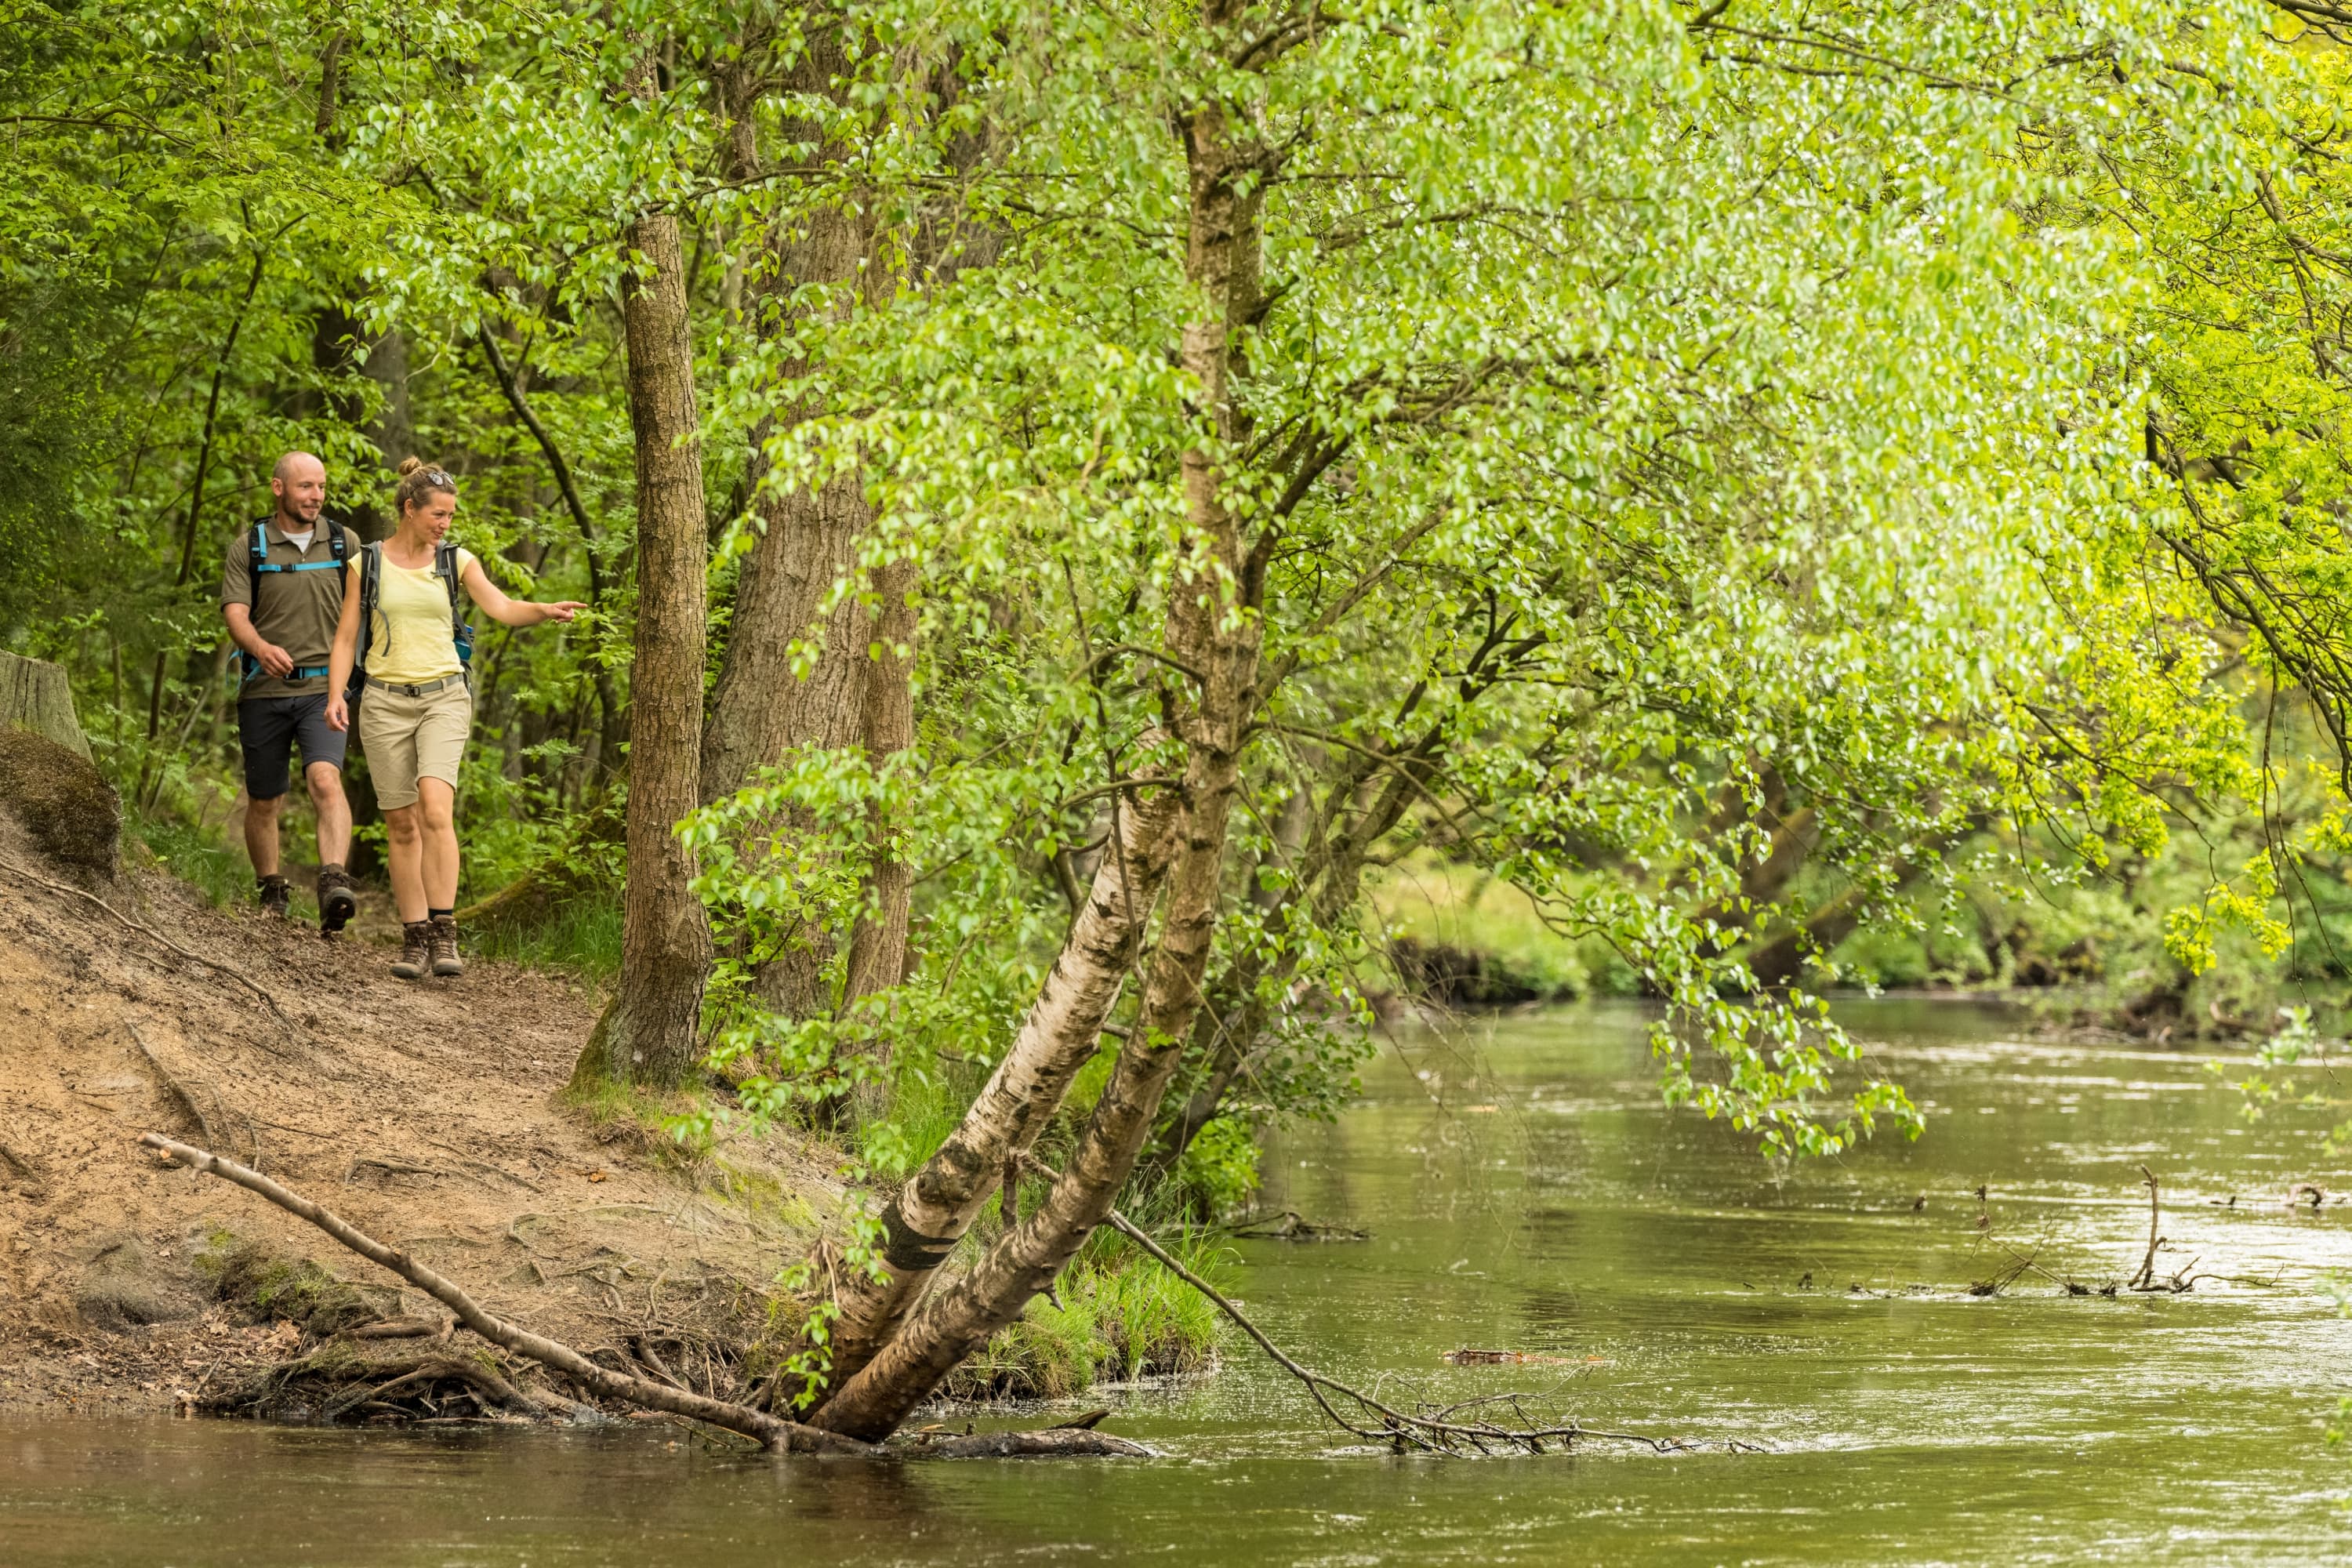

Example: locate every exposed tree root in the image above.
[145,1132,868,1453]
[205,1345,572,1425]
[1101,1204,1756,1456]
[142,1134,1152,1459]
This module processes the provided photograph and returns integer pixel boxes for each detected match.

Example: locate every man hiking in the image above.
[220,451,360,935]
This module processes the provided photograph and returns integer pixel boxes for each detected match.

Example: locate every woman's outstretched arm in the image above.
[460,555,584,629]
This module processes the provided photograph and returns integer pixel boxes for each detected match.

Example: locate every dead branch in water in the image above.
[0,856,299,1046]
[2128,1166,2212,1294]
[1098,1203,1753,1456]
[2131,1165,2163,1290]
[143,1134,1149,1457]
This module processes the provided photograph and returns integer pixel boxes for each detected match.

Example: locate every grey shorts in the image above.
[236,694,347,800]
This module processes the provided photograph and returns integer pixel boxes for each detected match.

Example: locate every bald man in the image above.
[221,452,359,933]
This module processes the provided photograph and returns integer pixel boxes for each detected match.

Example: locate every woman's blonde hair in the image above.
[393,456,457,516]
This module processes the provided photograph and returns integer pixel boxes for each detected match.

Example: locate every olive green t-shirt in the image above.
[220,521,347,699]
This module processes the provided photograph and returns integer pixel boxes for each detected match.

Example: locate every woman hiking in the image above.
[325,459,583,979]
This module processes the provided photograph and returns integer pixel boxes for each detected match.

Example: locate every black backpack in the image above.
[348,539,475,705]
[235,517,350,686]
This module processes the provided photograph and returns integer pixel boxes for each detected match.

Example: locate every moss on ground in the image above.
[196,1235,397,1335]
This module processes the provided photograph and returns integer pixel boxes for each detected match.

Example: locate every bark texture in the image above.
[818,782,1184,1388]
[809,38,1267,1439]
[699,36,880,808]
[837,557,919,1021]
[575,210,714,1089]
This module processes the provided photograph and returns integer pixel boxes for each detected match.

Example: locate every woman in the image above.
[326,459,583,979]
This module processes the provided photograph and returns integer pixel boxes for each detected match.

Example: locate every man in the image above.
[220,452,360,934]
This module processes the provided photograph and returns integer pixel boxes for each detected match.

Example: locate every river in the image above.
[5,1000,2349,1564]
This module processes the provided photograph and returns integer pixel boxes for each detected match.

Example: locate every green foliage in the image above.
[24,0,2352,1208]
[1174,1117,1261,1219]
[939,1227,1226,1399]
[127,810,250,909]
[469,891,625,983]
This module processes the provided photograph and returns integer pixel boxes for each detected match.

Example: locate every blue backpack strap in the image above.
[234,523,270,685]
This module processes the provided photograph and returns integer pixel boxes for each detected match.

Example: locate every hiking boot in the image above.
[317,864,358,936]
[392,920,432,980]
[256,875,292,920]
[428,915,464,978]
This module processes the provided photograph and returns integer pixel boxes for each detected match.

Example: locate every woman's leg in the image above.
[416,777,460,910]
[384,804,427,923]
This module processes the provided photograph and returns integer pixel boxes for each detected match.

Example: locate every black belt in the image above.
[365,673,466,698]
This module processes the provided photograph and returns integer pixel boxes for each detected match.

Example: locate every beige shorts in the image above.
[358,680,473,809]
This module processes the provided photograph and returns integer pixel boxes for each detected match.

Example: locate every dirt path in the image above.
[0,816,833,1417]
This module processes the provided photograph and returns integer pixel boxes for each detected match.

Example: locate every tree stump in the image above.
[0,651,92,760]
[0,652,118,874]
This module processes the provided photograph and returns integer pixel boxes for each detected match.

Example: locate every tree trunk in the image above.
[694,41,882,1018]
[817,782,1184,1388]
[808,43,1265,1438]
[572,210,713,1090]
[699,37,879,808]
[837,555,918,1009]
[0,652,93,758]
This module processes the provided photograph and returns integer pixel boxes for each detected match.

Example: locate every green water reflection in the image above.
[5,999,2348,1565]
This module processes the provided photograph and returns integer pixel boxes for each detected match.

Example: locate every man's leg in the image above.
[236,696,296,909]
[304,762,352,868]
[243,793,284,878]
[305,760,358,934]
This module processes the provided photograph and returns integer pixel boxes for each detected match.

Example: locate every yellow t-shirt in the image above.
[361,546,476,684]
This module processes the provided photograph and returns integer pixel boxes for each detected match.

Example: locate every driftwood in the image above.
[143,1134,1147,1457]
[1223,1209,1370,1243]
[1098,1203,1747,1456]
[920,1426,1149,1458]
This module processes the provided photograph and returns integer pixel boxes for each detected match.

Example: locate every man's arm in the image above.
[223,604,295,678]
[220,536,294,679]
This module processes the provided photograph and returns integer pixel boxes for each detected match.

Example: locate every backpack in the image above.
[349,539,474,704]
[234,517,350,686]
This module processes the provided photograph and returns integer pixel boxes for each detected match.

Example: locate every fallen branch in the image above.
[2131,1165,2162,1290]
[2129,1166,2199,1293]
[321,1354,542,1421]
[1,856,299,1045]
[141,1133,869,1454]
[342,1318,445,1341]
[921,1427,1150,1458]
[143,1134,1145,1459]
[126,1023,221,1152]
[1099,1203,1744,1455]
[1222,1209,1370,1243]
[0,1139,45,1192]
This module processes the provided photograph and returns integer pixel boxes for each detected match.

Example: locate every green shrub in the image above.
[936,1228,1226,1400]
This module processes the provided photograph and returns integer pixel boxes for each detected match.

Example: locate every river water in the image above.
[5,1000,2350,1565]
